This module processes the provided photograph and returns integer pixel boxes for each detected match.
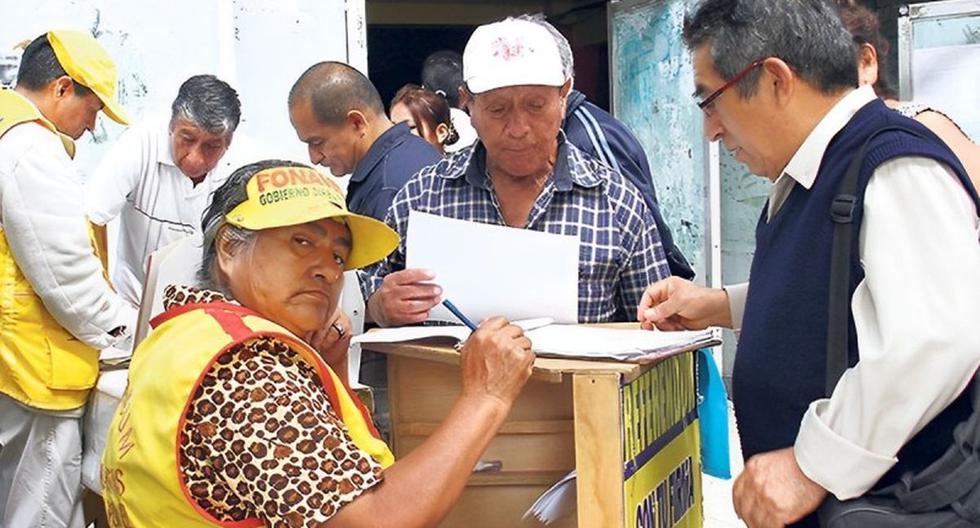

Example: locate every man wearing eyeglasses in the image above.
[637,1,980,526]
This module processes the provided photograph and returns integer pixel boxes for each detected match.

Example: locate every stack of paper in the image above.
[528,325,720,363]
[352,323,721,363]
[524,470,577,525]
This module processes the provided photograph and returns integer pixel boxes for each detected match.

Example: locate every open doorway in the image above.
[365,0,610,111]
[367,24,473,106]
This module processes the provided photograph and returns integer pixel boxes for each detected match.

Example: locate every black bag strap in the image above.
[825,125,928,395]
[893,447,980,512]
[888,383,980,515]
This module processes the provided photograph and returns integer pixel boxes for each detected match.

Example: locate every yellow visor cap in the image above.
[225,167,400,270]
[47,29,129,125]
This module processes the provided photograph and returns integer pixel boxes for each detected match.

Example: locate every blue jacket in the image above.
[564,90,694,279]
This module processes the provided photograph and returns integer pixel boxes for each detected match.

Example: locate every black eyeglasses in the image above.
[695,59,765,114]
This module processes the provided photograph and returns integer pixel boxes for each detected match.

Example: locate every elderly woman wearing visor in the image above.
[101,160,534,528]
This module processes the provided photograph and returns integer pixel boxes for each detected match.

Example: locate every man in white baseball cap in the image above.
[361,17,670,330]
[461,18,566,93]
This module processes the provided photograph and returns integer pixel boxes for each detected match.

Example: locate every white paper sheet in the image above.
[912,44,980,141]
[524,470,577,524]
[406,211,579,324]
[350,318,554,345]
[525,325,721,360]
[352,324,472,344]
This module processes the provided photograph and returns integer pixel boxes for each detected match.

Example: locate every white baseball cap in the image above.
[463,19,565,94]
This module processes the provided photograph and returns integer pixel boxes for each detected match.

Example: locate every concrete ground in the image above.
[702,401,745,527]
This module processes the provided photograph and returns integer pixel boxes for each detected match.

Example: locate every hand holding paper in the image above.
[406,211,579,324]
[367,268,443,327]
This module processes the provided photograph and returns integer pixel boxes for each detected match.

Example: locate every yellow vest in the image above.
[0,89,103,411]
[101,301,394,528]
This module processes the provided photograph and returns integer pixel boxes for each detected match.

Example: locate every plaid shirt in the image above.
[358,139,670,323]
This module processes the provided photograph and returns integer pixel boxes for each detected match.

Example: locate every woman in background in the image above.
[389,84,458,156]
[838,0,980,191]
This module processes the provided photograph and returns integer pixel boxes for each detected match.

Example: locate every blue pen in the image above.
[442,299,478,331]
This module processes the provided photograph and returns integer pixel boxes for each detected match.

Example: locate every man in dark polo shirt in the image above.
[288,61,441,220]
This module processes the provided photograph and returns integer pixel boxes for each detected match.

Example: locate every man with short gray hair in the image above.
[86,74,243,306]
[638,0,980,525]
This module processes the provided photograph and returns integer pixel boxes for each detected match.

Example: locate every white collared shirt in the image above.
[85,118,245,306]
[726,85,980,498]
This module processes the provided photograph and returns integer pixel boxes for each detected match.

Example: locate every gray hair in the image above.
[512,14,575,82]
[171,74,241,135]
[198,159,307,294]
[683,0,857,98]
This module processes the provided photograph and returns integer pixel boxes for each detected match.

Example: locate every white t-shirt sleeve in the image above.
[85,126,145,225]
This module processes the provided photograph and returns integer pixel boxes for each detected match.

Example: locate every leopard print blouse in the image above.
[165,286,383,526]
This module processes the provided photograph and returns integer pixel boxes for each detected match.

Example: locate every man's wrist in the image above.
[366,293,386,327]
[711,288,733,328]
[795,401,895,499]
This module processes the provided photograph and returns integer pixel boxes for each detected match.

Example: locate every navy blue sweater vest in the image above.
[734,98,978,498]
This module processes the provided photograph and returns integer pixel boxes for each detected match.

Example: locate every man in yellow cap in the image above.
[0,30,135,527]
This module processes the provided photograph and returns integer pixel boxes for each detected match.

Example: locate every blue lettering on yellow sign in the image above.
[634,457,694,528]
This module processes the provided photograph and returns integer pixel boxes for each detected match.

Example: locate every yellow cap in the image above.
[47,30,129,125]
[225,166,400,270]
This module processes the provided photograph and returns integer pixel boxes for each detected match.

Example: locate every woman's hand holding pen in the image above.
[459,317,534,409]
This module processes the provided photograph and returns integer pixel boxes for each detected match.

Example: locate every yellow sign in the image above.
[622,353,702,527]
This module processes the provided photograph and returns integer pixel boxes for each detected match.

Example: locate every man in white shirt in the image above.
[638,1,980,526]
[0,30,135,527]
[86,74,241,306]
